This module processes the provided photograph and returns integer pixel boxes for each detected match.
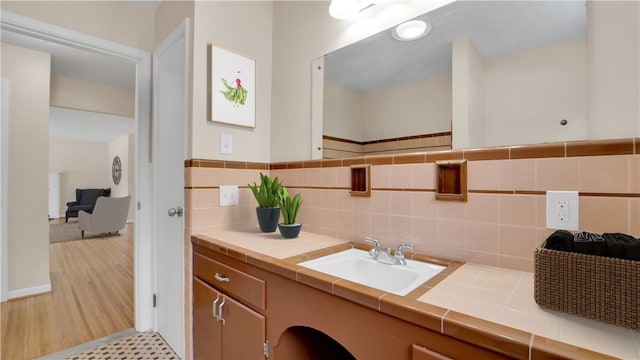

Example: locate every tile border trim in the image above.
[185,186,640,198]
[185,138,639,170]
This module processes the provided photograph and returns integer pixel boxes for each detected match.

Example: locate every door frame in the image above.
[1,78,9,302]
[0,11,155,330]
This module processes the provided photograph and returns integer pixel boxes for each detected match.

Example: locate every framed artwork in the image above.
[209,44,256,128]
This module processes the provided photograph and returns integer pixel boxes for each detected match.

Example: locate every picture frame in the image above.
[209,44,256,128]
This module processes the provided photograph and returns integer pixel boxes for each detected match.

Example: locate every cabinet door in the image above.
[193,277,222,359]
[220,294,266,359]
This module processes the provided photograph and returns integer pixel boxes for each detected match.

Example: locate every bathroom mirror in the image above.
[317,0,590,159]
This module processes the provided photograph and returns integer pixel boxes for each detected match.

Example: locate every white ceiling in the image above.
[325,0,586,93]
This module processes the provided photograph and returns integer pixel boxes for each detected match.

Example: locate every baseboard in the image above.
[8,283,52,300]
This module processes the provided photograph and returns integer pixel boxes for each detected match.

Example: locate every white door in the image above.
[153,19,189,358]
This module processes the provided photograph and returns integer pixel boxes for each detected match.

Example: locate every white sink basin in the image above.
[298,248,446,296]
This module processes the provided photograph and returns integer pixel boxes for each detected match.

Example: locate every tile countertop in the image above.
[192,229,640,360]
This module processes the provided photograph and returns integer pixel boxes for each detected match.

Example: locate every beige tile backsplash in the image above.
[185,151,639,273]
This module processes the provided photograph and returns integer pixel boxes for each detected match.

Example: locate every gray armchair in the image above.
[78,196,130,238]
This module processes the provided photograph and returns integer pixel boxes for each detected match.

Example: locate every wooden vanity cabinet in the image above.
[193,253,266,359]
[193,242,511,360]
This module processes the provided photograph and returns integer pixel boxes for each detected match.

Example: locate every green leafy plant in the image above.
[248,173,283,208]
[279,187,303,225]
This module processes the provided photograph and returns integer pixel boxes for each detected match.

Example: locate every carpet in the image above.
[49,222,123,243]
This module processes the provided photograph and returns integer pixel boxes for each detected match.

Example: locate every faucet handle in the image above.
[364,237,381,248]
[364,237,383,260]
[395,243,414,256]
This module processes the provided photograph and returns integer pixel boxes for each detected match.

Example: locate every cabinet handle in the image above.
[212,294,221,320]
[214,273,230,283]
[218,296,226,326]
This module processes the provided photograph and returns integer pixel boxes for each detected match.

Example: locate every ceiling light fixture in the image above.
[329,0,371,20]
[392,20,432,41]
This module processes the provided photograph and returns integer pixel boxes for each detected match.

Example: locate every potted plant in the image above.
[248,172,284,232]
[278,186,303,239]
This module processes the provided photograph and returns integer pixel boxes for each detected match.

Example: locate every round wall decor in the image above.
[112,156,122,185]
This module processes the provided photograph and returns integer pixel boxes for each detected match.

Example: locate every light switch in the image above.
[220,133,232,155]
[219,185,238,206]
[546,191,579,231]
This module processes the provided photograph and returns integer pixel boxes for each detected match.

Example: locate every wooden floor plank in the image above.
[1,222,134,359]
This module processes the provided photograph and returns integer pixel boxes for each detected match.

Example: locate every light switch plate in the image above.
[546,191,579,231]
[220,133,232,155]
[219,185,238,206]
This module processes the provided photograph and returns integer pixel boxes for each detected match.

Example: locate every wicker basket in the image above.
[534,241,640,330]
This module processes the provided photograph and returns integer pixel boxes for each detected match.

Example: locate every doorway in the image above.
[0,10,155,358]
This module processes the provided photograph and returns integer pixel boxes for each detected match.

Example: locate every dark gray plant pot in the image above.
[256,207,280,233]
[278,223,302,239]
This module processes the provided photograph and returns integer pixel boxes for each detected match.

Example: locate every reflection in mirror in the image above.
[318,1,589,159]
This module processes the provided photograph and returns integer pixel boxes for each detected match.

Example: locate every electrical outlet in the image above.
[219,185,238,206]
[556,200,569,222]
[546,191,579,230]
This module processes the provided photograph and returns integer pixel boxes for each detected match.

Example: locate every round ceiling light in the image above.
[392,20,432,41]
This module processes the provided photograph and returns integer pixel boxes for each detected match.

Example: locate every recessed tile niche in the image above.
[350,164,371,197]
[436,160,467,202]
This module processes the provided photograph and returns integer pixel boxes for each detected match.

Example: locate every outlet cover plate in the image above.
[220,133,232,155]
[546,191,579,231]
[219,185,239,206]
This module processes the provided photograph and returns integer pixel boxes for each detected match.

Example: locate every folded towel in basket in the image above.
[603,233,640,261]
[573,231,600,255]
[544,230,574,252]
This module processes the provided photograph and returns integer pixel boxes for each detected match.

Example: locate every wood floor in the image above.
[1,221,134,359]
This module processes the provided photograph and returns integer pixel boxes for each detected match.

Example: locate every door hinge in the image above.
[263,340,269,357]
[153,294,158,307]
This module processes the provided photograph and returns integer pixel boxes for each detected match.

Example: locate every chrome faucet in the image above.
[364,237,414,266]
[363,237,394,265]
[393,243,414,265]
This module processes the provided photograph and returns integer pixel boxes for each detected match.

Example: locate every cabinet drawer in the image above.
[194,253,266,310]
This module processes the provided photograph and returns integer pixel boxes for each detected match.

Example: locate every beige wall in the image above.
[587,0,640,139]
[108,134,135,222]
[363,75,452,141]
[466,40,486,149]
[50,75,135,117]
[49,139,110,217]
[0,0,155,52]
[484,38,588,147]
[189,1,273,162]
[323,81,364,141]
[155,0,194,49]
[325,74,453,143]
[452,38,483,149]
[1,43,51,294]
